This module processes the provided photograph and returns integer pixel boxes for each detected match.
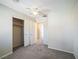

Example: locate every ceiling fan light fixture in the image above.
[33,11,38,15]
[26,8,49,17]
[13,0,20,2]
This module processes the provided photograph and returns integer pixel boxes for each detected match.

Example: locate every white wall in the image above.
[29,19,36,45]
[24,16,35,46]
[0,4,35,58]
[73,2,78,59]
[48,0,78,58]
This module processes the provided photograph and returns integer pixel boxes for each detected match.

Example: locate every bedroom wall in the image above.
[48,0,78,58]
[0,4,35,58]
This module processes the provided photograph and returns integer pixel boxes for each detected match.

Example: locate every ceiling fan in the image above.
[13,0,50,17]
[26,8,49,17]
[13,0,20,2]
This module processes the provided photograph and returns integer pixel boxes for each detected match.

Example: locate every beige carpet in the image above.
[3,44,75,59]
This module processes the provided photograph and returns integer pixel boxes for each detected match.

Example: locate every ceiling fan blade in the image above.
[13,0,20,2]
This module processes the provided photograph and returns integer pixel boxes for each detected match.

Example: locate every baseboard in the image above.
[48,46,73,54]
[74,54,78,59]
[0,52,13,59]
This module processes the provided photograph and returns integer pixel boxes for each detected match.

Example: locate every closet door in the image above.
[13,25,22,48]
[13,18,24,48]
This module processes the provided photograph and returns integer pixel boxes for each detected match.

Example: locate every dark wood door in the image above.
[13,18,24,48]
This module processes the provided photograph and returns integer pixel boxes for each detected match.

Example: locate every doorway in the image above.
[13,17,24,51]
[35,22,48,45]
[35,23,44,44]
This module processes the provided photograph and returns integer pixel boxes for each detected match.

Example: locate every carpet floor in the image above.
[3,44,75,59]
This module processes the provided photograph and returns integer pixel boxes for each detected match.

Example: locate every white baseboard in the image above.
[0,52,13,59]
[48,46,73,54]
[74,54,78,59]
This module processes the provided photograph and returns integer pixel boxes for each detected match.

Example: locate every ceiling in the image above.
[0,0,77,22]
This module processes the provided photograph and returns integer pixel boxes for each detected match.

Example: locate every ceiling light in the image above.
[13,0,20,2]
[33,11,38,15]
[26,8,49,17]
